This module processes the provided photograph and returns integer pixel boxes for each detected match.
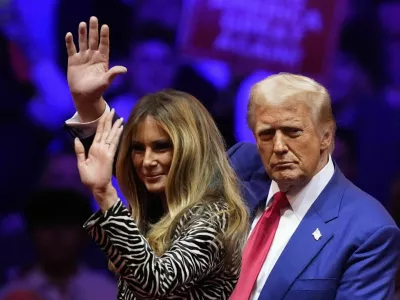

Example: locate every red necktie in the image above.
[230,192,289,300]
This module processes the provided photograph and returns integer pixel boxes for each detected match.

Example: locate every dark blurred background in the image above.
[0,0,399,298]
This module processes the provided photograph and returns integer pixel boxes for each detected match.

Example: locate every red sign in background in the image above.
[179,0,346,76]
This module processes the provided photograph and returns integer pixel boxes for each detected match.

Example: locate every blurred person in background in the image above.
[132,0,183,31]
[132,0,230,117]
[327,17,385,128]
[106,22,179,120]
[0,189,117,300]
[0,143,111,284]
[38,142,91,198]
[327,16,400,205]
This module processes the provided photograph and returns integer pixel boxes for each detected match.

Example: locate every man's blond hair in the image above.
[247,72,336,150]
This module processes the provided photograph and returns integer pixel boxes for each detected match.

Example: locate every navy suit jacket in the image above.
[228,142,400,300]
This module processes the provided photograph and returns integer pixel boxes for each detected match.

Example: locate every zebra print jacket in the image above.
[83,199,241,299]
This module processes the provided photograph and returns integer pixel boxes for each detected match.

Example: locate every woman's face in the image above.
[131,116,173,194]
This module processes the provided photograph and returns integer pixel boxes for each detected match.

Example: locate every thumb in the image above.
[74,138,86,163]
[104,65,127,84]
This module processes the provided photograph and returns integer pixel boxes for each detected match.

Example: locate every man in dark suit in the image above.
[63,18,400,299]
[228,73,400,299]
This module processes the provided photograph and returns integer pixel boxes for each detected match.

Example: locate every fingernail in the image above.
[120,117,124,122]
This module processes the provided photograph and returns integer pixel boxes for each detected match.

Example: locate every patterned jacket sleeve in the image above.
[83,199,229,299]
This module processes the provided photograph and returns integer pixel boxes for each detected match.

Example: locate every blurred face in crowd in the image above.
[131,116,173,194]
[33,224,85,268]
[129,40,177,97]
[327,52,367,103]
[40,154,89,197]
[136,0,183,30]
[253,98,332,192]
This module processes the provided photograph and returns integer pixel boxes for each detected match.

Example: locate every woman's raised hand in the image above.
[65,17,127,108]
[74,109,123,195]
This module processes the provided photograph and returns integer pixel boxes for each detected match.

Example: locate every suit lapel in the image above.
[243,166,271,220]
[258,207,333,299]
[258,166,348,299]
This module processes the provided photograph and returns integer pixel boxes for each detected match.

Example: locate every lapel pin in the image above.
[312,228,322,241]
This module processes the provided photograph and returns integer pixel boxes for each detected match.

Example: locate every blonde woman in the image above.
[65,17,249,299]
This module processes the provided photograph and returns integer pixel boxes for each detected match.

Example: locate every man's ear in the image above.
[320,122,335,151]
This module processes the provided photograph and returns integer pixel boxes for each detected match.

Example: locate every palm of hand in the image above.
[65,17,126,103]
[77,141,114,191]
[68,51,109,100]
[74,109,124,192]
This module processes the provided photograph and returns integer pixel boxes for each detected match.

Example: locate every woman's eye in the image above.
[131,144,144,152]
[154,142,172,151]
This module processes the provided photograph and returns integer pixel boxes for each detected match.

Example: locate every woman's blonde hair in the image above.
[115,89,249,265]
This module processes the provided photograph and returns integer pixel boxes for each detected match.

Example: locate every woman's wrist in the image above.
[92,183,118,213]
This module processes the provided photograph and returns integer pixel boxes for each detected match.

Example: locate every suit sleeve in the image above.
[83,200,237,299]
[336,225,400,299]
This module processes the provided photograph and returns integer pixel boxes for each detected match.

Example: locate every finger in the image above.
[78,22,88,51]
[74,138,86,163]
[107,117,124,147]
[65,32,77,56]
[101,108,115,143]
[89,16,99,50]
[104,66,127,84]
[94,111,107,143]
[109,125,124,155]
[99,24,110,59]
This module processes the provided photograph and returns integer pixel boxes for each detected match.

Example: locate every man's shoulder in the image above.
[227,142,258,157]
[227,142,263,181]
[340,181,398,230]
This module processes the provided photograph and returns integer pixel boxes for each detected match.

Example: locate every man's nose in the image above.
[273,132,288,154]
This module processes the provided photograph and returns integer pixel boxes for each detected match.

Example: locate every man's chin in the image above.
[271,172,301,185]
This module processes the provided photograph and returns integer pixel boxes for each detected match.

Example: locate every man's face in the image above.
[253,99,331,191]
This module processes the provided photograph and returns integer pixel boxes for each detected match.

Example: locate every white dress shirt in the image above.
[65,102,111,139]
[249,156,334,299]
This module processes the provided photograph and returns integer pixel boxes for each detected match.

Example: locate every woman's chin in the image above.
[144,179,166,194]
